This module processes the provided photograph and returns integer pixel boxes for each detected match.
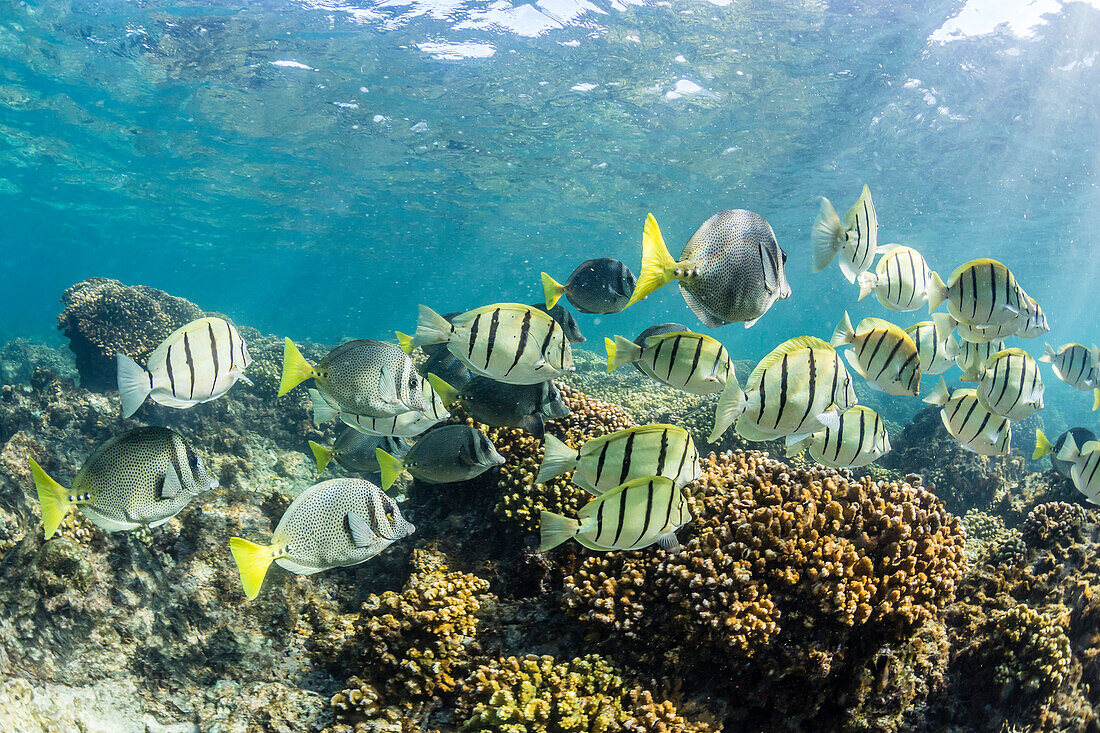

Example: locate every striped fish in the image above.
[856,245,933,312]
[605,330,732,395]
[535,425,700,495]
[830,313,921,396]
[976,348,1044,421]
[116,317,253,419]
[957,339,1006,382]
[924,377,1012,456]
[539,475,692,552]
[811,184,877,283]
[955,300,1048,342]
[786,405,891,468]
[710,336,857,443]
[905,314,958,376]
[927,258,1034,327]
[1040,343,1098,391]
[310,374,449,437]
[406,304,573,385]
[1055,434,1100,503]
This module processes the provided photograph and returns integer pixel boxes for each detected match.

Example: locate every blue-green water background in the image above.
[2,0,1099,432]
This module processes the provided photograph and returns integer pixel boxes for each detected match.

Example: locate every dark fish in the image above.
[541,258,637,314]
[376,424,505,490]
[1035,428,1098,480]
[430,375,570,439]
[309,430,411,474]
[421,348,473,389]
[625,211,791,328]
[529,302,585,344]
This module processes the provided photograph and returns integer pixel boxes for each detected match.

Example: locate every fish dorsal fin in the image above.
[160,468,184,499]
[147,317,223,367]
[747,336,832,391]
[346,511,376,548]
[856,317,903,335]
[945,258,1006,288]
[1083,441,1100,456]
[642,331,703,348]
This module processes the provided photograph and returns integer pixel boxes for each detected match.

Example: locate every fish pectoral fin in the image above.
[656,532,682,552]
[1002,303,1020,315]
[148,516,174,529]
[378,364,400,405]
[816,408,842,431]
[160,468,184,499]
[519,414,546,440]
[346,511,376,548]
[743,317,760,329]
[531,358,548,371]
[236,373,254,387]
[572,473,602,496]
[842,350,868,378]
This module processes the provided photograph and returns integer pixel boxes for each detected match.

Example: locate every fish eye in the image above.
[408,376,418,389]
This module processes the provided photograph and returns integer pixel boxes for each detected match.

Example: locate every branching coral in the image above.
[1022,502,1087,551]
[454,654,715,732]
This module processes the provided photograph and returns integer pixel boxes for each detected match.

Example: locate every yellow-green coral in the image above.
[455,654,715,732]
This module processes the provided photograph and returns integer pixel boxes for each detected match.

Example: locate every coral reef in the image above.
[1022,502,1088,551]
[0,338,77,386]
[560,449,966,728]
[57,278,206,389]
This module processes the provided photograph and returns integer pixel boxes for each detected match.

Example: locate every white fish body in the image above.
[1056,435,1100,504]
[856,245,932,312]
[117,317,252,418]
[1040,342,1098,391]
[923,377,1011,456]
[830,313,921,396]
[905,315,958,376]
[976,348,1044,421]
[927,258,1032,327]
[786,405,891,468]
[605,331,732,395]
[310,377,449,438]
[811,185,877,283]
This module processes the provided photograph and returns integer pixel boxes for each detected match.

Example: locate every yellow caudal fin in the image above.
[538,510,581,552]
[624,214,677,309]
[229,537,276,601]
[395,331,415,355]
[1094,387,1100,412]
[1033,429,1053,461]
[606,335,642,373]
[278,338,314,397]
[427,373,459,406]
[308,440,334,473]
[541,272,568,310]
[376,448,406,492]
[30,458,70,540]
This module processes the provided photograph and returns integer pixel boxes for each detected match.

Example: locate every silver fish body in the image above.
[924,378,1011,456]
[1040,342,1098,391]
[811,185,877,283]
[787,405,891,468]
[857,245,932,312]
[607,330,732,395]
[976,348,1044,421]
[905,317,958,376]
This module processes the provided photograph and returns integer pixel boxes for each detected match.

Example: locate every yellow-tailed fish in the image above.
[1054,433,1100,504]
[923,377,1011,456]
[534,425,701,495]
[710,336,857,443]
[926,258,1034,327]
[856,245,932,311]
[229,478,414,600]
[376,424,504,491]
[811,185,877,283]
[116,316,253,418]
[975,348,1044,421]
[905,314,959,376]
[539,476,691,552]
[786,405,891,468]
[540,259,636,314]
[956,339,1006,382]
[623,210,790,328]
[605,329,732,395]
[1040,343,1098,399]
[29,426,217,539]
[1035,427,1098,480]
[830,313,921,396]
[280,338,426,418]
[407,303,574,385]
[309,372,449,437]
[308,431,410,474]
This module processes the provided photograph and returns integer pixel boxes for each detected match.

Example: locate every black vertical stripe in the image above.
[594,441,611,487]
[611,486,629,545]
[967,265,978,321]
[595,498,606,544]
[484,308,502,368]
[864,329,889,373]
[666,336,683,380]
[797,347,817,433]
[504,310,532,377]
[208,323,220,393]
[655,428,669,477]
[686,337,704,385]
[855,410,866,465]
[651,337,667,374]
[985,262,996,323]
[634,480,655,547]
[772,354,790,430]
[618,431,637,485]
[166,343,177,396]
[832,413,845,462]
[674,436,691,483]
[539,319,557,367]
[467,313,482,359]
[874,337,904,381]
[183,333,196,400]
[227,321,236,371]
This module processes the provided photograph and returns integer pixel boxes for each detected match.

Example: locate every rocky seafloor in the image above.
[1,278,1099,732]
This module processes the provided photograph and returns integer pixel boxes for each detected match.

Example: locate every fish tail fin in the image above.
[229,537,276,601]
[810,197,845,274]
[115,353,152,418]
[376,448,405,492]
[927,271,947,312]
[308,389,339,426]
[624,213,677,309]
[541,272,567,310]
[1033,429,1053,461]
[308,440,333,473]
[856,273,878,302]
[278,338,314,397]
[830,311,855,348]
[426,373,459,406]
[932,312,958,338]
[922,376,950,406]
[1038,342,1056,363]
[607,335,642,372]
[534,434,578,484]
[30,458,70,540]
[709,372,747,443]
[538,510,581,552]
[395,331,415,355]
[411,305,455,348]
[1094,387,1100,412]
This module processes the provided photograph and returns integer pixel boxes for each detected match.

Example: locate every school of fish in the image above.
[27,184,1097,600]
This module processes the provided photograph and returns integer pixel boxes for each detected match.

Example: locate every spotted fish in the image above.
[786,405,891,468]
[309,377,449,438]
[975,348,1044,421]
[923,377,1011,456]
[376,424,504,491]
[279,338,426,418]
[811,185,877,283]
[539,475,691,552]
[116,317,253,418]
[29,426,218,539]
[856,245,933,311]
[534,425,701,495]
[406,303,574,385]
[541,258,636,314]
[229,478,414,600]
[830,313,921,396]
[624,210,791,328]
[605,330,732,395]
